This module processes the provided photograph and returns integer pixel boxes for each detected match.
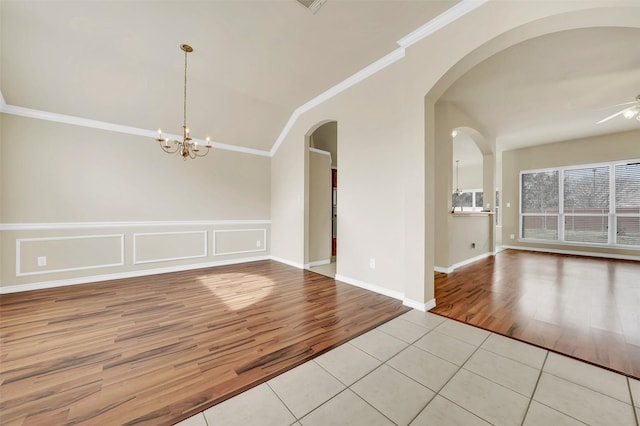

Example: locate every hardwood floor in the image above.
[431,249,640,379]
[0,260,408,425]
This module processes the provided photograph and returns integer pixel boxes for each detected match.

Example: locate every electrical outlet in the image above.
[506,202,511,208]
[256,240,261,248]
[37,256,47,267]
[471,242,476,249]
[369,258,376,269]
[510,234,515,240]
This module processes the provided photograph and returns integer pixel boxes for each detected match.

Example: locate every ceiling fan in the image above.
[597,94,640,124]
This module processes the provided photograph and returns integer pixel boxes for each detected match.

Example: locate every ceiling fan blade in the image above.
[603,100,638,109]
[597,108,628,124]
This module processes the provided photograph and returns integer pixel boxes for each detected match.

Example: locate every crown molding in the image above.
[0,97,271,158]
[0,1,484,159]
[270,1,487,155]
[397,0,488,48]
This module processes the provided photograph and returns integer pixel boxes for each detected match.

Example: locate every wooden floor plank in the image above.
[431,249,640,379]
[0,260,409,425]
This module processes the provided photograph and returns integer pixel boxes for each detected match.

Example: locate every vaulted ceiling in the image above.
[0,0,457,152]
[2,1,638,155]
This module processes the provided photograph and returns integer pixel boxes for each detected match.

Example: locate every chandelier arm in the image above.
[160,141,180,154]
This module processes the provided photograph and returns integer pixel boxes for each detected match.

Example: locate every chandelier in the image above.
[156,44,211,160]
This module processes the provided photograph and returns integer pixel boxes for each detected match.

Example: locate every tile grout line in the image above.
[628,377,639,426]
[305,358,399,425]
[404,329,493,426]
[521,351,549,426]
[265,381,300,423]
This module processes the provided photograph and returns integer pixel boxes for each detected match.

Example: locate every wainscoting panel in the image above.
[17,234,124,276]
[133,231,208,264]
[214,229,267,256]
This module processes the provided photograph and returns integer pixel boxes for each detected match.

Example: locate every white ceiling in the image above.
[441,26,640,153]
[2,3,638,155]
[0,0,457,152]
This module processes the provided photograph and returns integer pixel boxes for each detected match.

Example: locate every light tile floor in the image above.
[308,261,336,278]
[177,310,640,426]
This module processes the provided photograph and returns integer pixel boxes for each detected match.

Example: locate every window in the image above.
[520,160,640,247]
[521,171,559,240]
[563,166,609,244]
[452,189,483,212]
[616,163,640,246]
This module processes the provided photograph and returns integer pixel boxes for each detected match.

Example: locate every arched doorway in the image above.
[305,120,338,277]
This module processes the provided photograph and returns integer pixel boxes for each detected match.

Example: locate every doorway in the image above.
[306,121,337,278]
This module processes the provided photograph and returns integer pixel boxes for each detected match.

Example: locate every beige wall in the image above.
[502,129,640,257]
[449,215,492,265]
[308,150,332,263]
[0,114,271,289]
[271,2,639,308]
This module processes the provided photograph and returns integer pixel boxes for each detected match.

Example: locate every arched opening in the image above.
[304,120,338,277]
[424,9,638,285]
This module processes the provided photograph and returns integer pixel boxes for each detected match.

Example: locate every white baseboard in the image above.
[500,245,640,261]
[0,255,270,294]
[434,251,494,274]
[305,259,331,268]
[334,274,404,301]
[269,255,304,269]
[403,298,436,312]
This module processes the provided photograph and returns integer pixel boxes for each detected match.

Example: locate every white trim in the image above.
[452,252,494,270]
[434,251,494,274]
[308,148,330,156]
[0,90,5,106]
[0,219,271,231]
[213,228,268,256]
[305,259,330,268]
[0,103,271,157]
[309,147,332,165]
[269,255,305,269]
[500,245,640,261]
[269,48,406,156]
[133,231,208,265]
[403,298,436,312]
[334,274,404,301]
[1,255,270,294]
[0,0,483,159]
[397,0,488,48]
[16,234,125,277]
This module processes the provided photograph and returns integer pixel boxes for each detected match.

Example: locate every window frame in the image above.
[519,159,640,249]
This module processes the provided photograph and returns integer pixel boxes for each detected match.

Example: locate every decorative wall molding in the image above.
[16,234,125,277]
[334,274,404,301]
[1,255,270,294]
[403,298,436,312]
[500,245,640,262]
[0,219,271,231]
[213,228,267,256]
[133,231,208,265]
